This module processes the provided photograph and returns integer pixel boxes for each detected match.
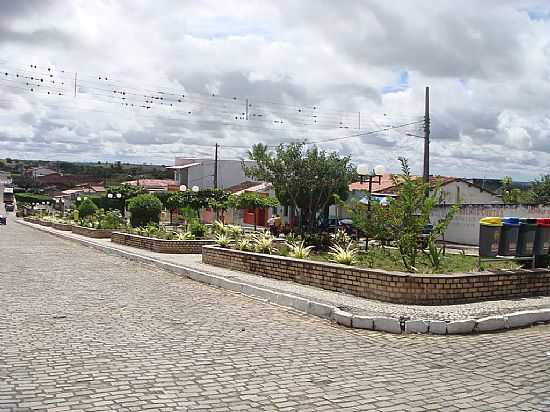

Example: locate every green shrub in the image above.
[127,194,163,228]
[189,221,207,239]
[78,198,98,219]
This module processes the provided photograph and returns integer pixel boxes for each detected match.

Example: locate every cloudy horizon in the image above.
[1,0,550,181]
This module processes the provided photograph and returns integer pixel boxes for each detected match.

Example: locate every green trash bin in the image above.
[534,218,550,256]
[516,218,537,257]
[478,217,502,257]
[499,217,520,256]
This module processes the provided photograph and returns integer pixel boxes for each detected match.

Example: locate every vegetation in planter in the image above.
[253,231,275,254]
[127,224,195,240]
[327,242,360,266]
[127,194,163,227]
[235,234,254,251]
[287,240,314,259]
[78,198,99,219]
[212,220,242,239]
[188,220,207,239]
[215,233,231,248]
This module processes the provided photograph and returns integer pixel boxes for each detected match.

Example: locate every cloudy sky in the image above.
[1,0,550,180]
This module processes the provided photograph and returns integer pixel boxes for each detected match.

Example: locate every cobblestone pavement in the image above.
[26,222,550,322]
[1,223,550,411]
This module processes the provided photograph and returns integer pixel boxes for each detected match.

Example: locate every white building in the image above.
[169,157,257,189]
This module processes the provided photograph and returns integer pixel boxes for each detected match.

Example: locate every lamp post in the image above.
[357,164,386,250]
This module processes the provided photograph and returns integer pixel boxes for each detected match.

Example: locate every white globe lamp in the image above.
[179,185,187,192]
[357,164,370,176]
[374,165,386,176]
[191,185,199,192]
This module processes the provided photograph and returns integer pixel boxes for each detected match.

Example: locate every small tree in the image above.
[501,176,527,204]
[127,194,163,228]
[231,192,278,231]
[346,158,458,272]
[78,198,98,219]
[530,175,550,204]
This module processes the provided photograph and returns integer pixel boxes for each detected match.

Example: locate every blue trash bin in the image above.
[498,217,520,256]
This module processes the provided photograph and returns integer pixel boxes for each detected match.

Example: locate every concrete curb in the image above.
[18,220,550,336]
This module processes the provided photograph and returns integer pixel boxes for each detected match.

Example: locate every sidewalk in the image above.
[18,219,550,335]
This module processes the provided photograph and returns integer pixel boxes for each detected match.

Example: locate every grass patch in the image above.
[310,246,521,274]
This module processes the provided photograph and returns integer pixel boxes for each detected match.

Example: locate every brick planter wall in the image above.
[71,226,113,239]
[52,222,73,231]
[202,246,550,305]
[112,232,216,254]
[38,220,53,227]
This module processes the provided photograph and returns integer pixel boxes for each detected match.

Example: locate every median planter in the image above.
[202,245,550,305]
[112,232,216,254]
[71,225,113,239]
[39,220,53,227]
[51,222,73,231]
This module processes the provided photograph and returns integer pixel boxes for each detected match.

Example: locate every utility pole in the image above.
[423,86,430,183]
[245,98,249,120]
[213,143,219,189]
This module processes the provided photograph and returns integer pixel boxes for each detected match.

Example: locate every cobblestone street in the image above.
[1,222,550,411]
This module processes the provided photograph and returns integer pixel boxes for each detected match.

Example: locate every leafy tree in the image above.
[530,175,550,204]
[244,142,356,232]
[127,194,163,227]
[501,176,527,204]
[78,198,99,219]
[230,192,278,230]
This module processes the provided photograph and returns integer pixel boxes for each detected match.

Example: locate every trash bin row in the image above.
[479,217,550,258]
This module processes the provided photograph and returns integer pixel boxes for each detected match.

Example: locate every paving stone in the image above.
[333,308,352,327]
[405,320,429,334]
[429,321,447,335]
[352,315,374,330]
[372,317,402,334]
[446,319,476,334]
[475,316,506,332]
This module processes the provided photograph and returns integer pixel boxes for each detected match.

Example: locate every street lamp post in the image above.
[357,164,386,250]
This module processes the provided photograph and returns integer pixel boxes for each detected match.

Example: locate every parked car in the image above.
[0,215,6,225]
[4,203,14,212]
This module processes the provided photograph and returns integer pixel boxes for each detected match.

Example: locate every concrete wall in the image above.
[440,181,500,205]
[431,204,550,245]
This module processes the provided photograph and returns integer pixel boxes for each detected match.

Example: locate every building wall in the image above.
[439,181,500,205]
[174,158,256,189]
[431,204,550,245]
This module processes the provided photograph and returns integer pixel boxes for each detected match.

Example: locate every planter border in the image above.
[202,245,550,305]
[71,225,114,239]
[112,231,216,254]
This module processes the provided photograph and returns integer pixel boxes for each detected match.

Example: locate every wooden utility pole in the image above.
[423,86,430,183]
[213,143,219,188]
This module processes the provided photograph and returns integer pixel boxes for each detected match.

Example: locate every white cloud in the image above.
[0,0,549,180]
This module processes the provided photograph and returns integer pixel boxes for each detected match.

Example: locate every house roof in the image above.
[350,175,497,195]
[225,181,271,195]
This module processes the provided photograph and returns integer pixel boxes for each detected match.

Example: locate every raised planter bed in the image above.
[112,231,216,254]
[202,245,550,305]
[51,222,73,231]
[71,225,113,239]
[39,220,53,227]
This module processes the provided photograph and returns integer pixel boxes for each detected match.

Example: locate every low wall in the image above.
[202,246,550,305]
[52,222,73,231]
[38,220,53,227]
[71,226,113,239]
[112,232,216,254]
[432,204,550,245]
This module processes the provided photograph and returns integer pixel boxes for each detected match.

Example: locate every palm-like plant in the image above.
[253,231,274,254]
[328,242,359,266]
[215,233,231,248]
[287,240,314,259]
[235,235,254,251]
